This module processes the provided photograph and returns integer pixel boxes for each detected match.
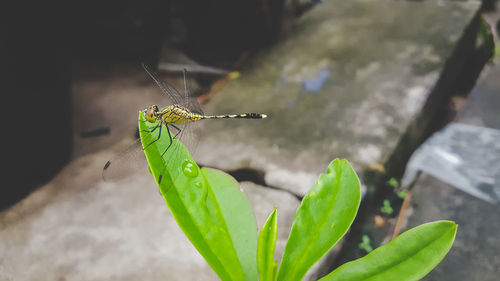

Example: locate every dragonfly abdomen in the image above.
[202,113,267,120]
[160,104,267,124]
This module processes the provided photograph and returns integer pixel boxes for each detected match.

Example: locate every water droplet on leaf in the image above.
[182,160,199,178]
[194,180,203,188]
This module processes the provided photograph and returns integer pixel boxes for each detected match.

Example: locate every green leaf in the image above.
[277,159,361,281]
[138,113,257,281]
[203,168,259,281]
[271,261,278,281]
[257,208,278,281]
[320,221,457,281]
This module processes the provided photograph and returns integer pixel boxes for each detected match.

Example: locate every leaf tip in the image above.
[440,220,458,230]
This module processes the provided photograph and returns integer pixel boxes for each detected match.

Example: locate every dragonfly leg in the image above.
[170,124,182,139]
[161,124,174,157]
[143,122,163,150]
[141,123,161,133]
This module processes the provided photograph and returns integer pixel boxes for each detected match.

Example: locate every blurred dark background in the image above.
[1,0,307,209]
[2,0,494,210]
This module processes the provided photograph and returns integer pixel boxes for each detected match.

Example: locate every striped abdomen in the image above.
[161,104,267,124]
[201,113,268,119]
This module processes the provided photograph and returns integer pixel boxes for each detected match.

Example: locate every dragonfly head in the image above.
[143,105,159,123]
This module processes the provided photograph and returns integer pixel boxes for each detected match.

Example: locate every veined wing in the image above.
[102,138,149,182]
[103,122,200,184]
[142,63,184,106]
[143,63,204,115]
[182,68,204,115]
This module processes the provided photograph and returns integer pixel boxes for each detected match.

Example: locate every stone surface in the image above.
[196,0,481,196]
[0,146,299,281]
[71,63,185,159]
[457,63,500,130]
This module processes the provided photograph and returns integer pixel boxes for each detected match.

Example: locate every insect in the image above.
[102,64,267,182]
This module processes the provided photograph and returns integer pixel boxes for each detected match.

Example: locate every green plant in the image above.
[380,199,394,215]
[358,235,373,253]
[396,189,407,199]
[139,113,457,281]
[386,177,398,188]
[478,17,497,61]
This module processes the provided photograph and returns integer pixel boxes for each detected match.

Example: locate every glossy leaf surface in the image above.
[320,221,457,281]
[257,208,278,281]
[139,113,257,281]
[277,159,361,281]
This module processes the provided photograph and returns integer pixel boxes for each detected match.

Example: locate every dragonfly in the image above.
[102,63,267,183]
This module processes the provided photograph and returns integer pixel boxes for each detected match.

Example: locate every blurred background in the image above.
[2,0,291,207]
[1,0,500,280]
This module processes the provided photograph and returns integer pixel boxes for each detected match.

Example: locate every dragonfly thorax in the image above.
[161,104,201,125]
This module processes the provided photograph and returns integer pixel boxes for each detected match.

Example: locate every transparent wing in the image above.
[103,121,199,179]
[102,138,149,182]
[142,63,184,106]
[183,68,204,115]
[176,120,202,160]
[142,63,204,115]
